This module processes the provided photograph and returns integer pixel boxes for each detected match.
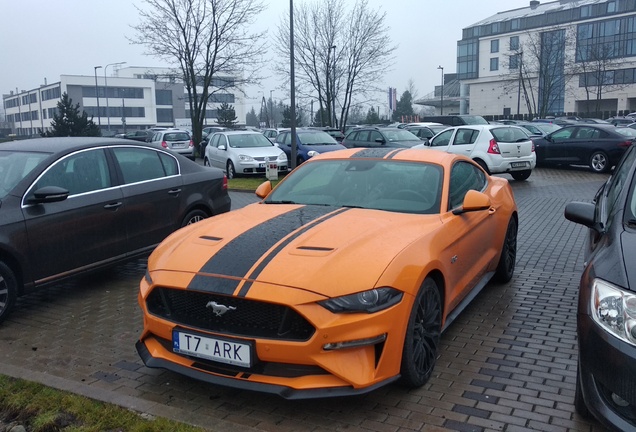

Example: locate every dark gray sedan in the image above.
[0,137,230,324]
[532,124,635,173]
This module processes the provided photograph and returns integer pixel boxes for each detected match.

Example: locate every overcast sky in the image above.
[0,0,532,113]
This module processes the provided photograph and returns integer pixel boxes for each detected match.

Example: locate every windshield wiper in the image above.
[266,200,296,204]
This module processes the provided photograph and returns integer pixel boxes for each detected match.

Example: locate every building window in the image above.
[491,39,499,53]
[156,108,173,122]
[509,54,519,69]
[511,19,520,30]
[581,5,591,17]
[155,89,173,105]
[607,1,616,13]
[510,36,519,51]
[490,58,499,71]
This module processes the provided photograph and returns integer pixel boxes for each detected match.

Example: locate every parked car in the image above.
[319,127,345,142]
[0,137,231,324]
[204,130,288,179]
[418,115,488,126]
[262,128,281,143]
[342,127,421,149]
[580,118,611,124]
[136,147,518,399]
[564,143,636,430]
[405,124,449,142]
[148,129,195,160]
[607,117,635,127]
[532,124,635,173]
[124,130,153,142]
[200,126,229,155]
[275,129,346,167]
[514,121,562,138]
[423,125,536,181]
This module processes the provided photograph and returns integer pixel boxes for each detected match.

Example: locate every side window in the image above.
[452,129,478,145]
[347,131,358,141]
[356,131,370,142]
[369,131,383,143]
[448,161,486,210]
[33,149,111,196]
[112,147,169,184]
[430,129,454,147]
[551,128,575,141]
[603,147,636,227]
[284,133,292,145]
[420,128,434,139]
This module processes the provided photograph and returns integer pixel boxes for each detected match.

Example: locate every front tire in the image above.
[226,160,236,179]
[574,363,592,419]
[511,170,531,181]
[494,217,517,283]
[0,261,18,325]
[399,277,442,388]
[204,158,211,167]
[589,151,610,173]
[181,209,208,227]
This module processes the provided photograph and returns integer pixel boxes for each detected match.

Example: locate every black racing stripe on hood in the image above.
[236,208,348,297]
[188,206,343,294]
[386,149,407,159]
[352,148,396,159]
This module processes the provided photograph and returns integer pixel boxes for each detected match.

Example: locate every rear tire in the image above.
[574,363,592,419]
[0,261,18,325]
[511,170,531,181]
[589,151,610,173]
[399,277,442,388]
[494,217,517,283]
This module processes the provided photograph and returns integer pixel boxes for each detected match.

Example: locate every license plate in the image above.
[173,330,252,367]
[172,143,187,149]
[511,162,528,168]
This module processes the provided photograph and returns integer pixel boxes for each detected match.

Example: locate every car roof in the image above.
[0,137,142,154]
[216,130,263,135]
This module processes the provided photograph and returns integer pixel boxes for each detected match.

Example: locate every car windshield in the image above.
[265,159,442,214]
[382,130,420,142]
[0,151,50,199]
[164,132,190,141]
[299,131,338,145]
[228,134,273,148]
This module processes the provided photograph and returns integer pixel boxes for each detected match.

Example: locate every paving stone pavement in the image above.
[0,166,612,432]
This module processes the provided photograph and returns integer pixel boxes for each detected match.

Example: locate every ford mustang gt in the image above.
[136,147,518,399]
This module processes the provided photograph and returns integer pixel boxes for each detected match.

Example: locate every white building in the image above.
[451,0,636,119]
[2,66,244,137]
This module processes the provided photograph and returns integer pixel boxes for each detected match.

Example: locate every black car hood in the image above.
[622,228,636,290]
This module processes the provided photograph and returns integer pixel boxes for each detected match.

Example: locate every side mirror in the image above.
[218,144,226,151]
[452,190,491,215]
[26,186,69,204]
[255,181,273,199]
[564,201,598,230]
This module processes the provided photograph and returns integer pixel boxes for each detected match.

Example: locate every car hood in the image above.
[231,146,284,158]
[622,229,636,290]
[149,203,442,298]
[302,143,346,153]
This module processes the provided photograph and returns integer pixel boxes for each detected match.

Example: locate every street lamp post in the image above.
[94,66,102,127]
[330,45,337,128]
[437,65,444,115]
[269,90,273,128]
[104,62,126,132]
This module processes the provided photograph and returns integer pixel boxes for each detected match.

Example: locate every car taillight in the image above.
[222,175,228,190]
[619,140,633,148]
[488,139,501,154]
[161,141,168,148]
[531,142,535,152]
[189,139,194,148]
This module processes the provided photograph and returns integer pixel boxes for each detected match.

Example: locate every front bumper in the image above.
[578,311,636,430]
[137,279,411,399]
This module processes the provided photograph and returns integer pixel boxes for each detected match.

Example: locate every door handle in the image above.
[168,189,182,195]
[104,202,122,210]
[488,207,496,215]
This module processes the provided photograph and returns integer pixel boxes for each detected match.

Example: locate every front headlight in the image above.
[277,153,287,161]
[307,150,319,158]
[238,154,255,162]
[319,287,402,313]
[591,278,636,346]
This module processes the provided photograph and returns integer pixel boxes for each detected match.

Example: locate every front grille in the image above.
[147,287,315,341]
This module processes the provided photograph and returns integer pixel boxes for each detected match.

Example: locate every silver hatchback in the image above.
[149,129,195,160]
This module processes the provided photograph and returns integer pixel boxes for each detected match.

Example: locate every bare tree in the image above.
[274,0,395,129]
[574,42,630,114]
[131,0,266,152]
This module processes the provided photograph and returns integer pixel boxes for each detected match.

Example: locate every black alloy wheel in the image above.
[0,262,18,325]
[494,217,517,283]
[399,277,442,388]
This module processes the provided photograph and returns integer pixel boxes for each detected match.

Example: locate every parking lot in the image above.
[0,167,610,432]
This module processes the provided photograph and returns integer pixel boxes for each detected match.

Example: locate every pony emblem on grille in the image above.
[206,301,237,316]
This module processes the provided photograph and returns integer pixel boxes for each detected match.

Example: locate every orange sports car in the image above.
[136,147,518,399]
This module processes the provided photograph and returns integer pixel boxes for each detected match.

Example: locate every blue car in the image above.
[274,129,346,167]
